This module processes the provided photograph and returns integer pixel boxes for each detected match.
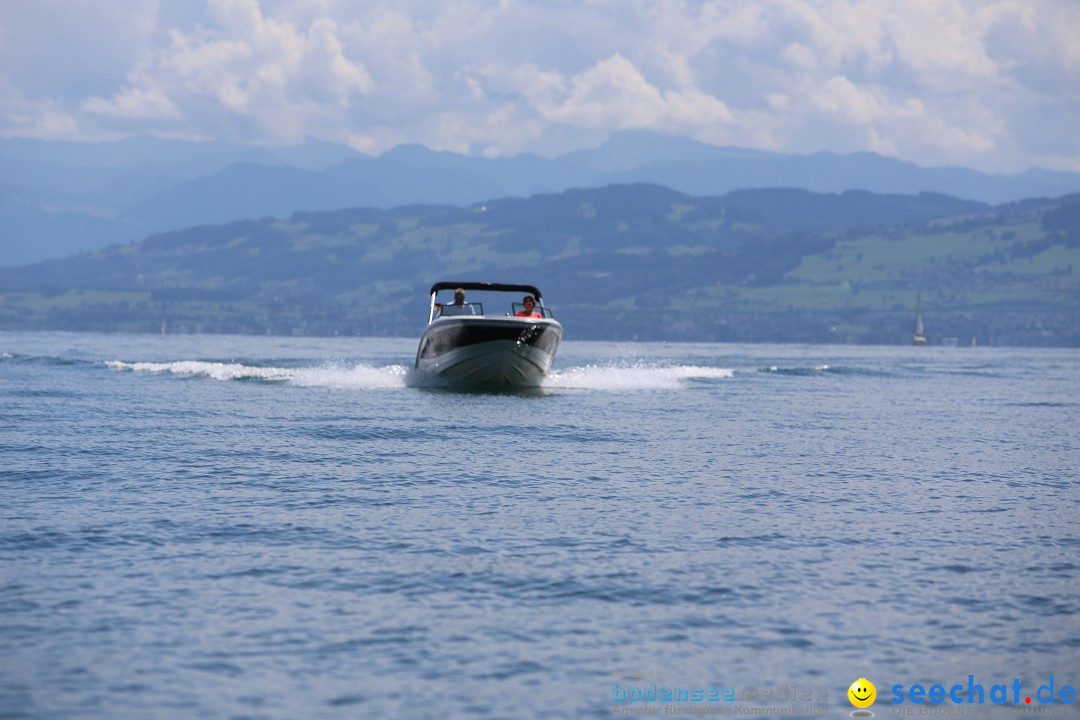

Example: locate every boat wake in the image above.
[106,359,734,391]
[106,360,409,389]
[542,364,734,390]
[761,364,832,375]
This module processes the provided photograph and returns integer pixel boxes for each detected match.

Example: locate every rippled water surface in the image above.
[2,332,1078,719]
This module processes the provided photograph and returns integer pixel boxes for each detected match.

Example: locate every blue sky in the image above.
[1,0,1077,172]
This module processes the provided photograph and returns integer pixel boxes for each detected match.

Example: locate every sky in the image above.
[1,0,1078,173]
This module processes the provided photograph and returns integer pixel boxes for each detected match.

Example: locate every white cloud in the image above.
[73,0,373,141]
[0,0,1076,171]
[8,108,79,139]
[813,76,924,125]
[767,93,790,111]
[81,88,181,120]
[529,54,733,131]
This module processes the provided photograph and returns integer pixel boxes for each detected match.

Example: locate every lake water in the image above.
[2,332,1077,720]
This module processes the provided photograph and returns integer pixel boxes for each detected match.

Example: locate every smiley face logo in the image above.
[848,678,876,709]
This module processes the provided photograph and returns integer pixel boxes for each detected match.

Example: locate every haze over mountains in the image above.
[4,131,1080,267]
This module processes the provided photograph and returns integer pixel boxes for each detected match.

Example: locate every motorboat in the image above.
[414,282,563,388]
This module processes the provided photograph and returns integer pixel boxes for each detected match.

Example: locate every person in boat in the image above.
[516,295,542,317]
[433,289,465,317]
[434,288,469,317]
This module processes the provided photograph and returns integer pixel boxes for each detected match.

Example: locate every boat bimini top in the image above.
[427,282,552,323]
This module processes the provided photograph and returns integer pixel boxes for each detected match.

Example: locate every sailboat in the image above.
[912,294,928,346]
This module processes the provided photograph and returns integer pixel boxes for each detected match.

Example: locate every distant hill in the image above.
[2,184,1076,346]
[3,131,1080,265]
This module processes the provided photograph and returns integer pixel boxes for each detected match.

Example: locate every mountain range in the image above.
[4,131,1080,266]
[2,184,1076,346]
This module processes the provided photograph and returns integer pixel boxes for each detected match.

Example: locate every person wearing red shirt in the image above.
[515,295,541,317]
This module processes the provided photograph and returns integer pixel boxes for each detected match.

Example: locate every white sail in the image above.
[913,294,927,345]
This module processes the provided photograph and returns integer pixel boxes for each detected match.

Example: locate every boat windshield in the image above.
[438,303,483,317]
[511,303,554,318]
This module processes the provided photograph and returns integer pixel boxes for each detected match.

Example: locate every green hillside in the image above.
[1,185,1077,345]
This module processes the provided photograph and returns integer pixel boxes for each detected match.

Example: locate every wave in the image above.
[542,364,734,390]
[106,360,409,389]
[759,364,898,377]
[0,353,94,367]
[291,363,409,389]
[105,359,734,392]
[760,364,832,375]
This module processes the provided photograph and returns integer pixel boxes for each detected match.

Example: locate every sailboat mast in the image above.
[912,293,927,345]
